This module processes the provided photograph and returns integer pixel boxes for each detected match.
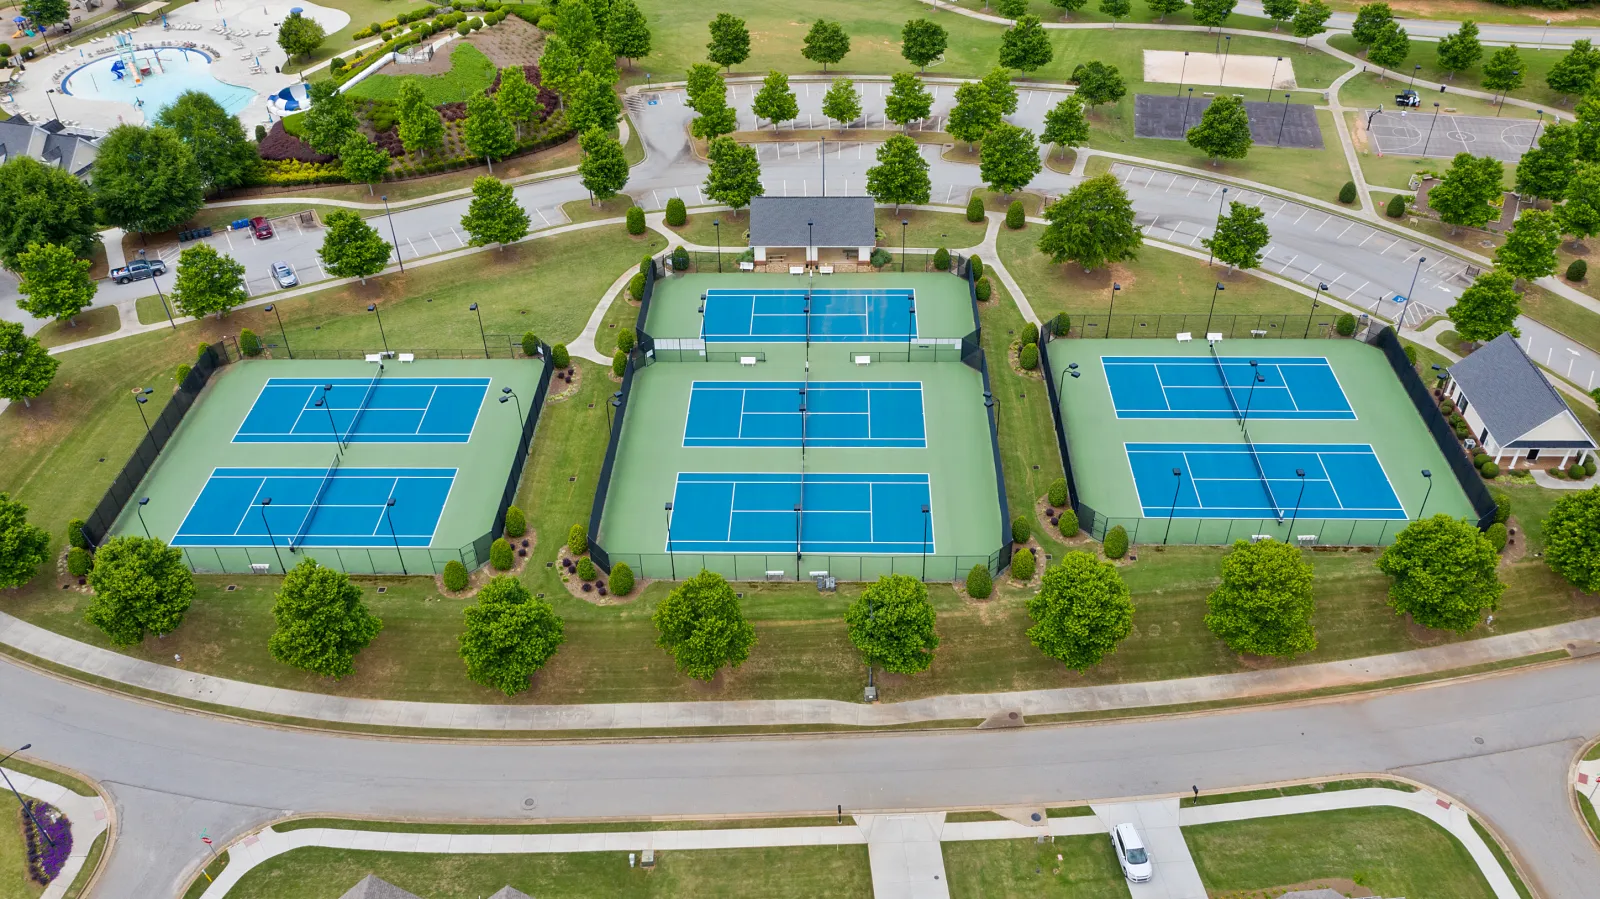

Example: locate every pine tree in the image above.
[822,77,861,129]
[1448,267,1521,343]
[339,133,390,196]
[752,70,799,128]
[866,134,932,211]
[15,241,95,325]
[1436,20,1482,80]
[802,19,850,73]
[496,65,543,138]
[1495,208,1562,283]
[397,79,444,156]
[1203,201,1270,272]
[1514,121,1577,201]
[884,72,933,130]
[1042,95,1089,157]
[1038,174,1143,271]
[703,136,764,213]
[900,19,947,72]
[461,175,530,248]
[1186,94,1253,163]
[577,126,630,204]
[979,122,1041,195]
[998,15,1053,72]
[606,0,652,65]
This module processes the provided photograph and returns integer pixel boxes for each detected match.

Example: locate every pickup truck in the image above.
[109,259,168,284]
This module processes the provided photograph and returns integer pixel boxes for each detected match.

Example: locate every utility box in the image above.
[641,849,656,868]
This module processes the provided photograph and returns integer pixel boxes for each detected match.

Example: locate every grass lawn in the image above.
[941,834,1130,899]
[347,43,499,105]
[877,209,988,251]
[1519,282,1600,354]
[224,844,873,899]
[0,791,45,899]
[1339,72,1541,121]
[1194,778,1415,806]
[275,816,840,834]
[32,306,121,349]
[1328,34,1576,110]
[1556,246,1596,301]
[1580,791,1600,845]
[562,195,638,224]
[931,0,1279,31]
[1185,806,1497,899]
[284,0,434,73]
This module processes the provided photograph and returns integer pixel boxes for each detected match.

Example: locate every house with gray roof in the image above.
[747,196,876,267]
[0,114,100,180]
[337,874,422,899]
[1445,332,1595,471]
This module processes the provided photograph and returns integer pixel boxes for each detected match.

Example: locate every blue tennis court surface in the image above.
[235,377,489,443]
[1104,355,1354,420]
[171,466,456,548]
[700,288,916,342]
[684,381,926,448]
[1127,442,1405,520]
[668,472,933,553]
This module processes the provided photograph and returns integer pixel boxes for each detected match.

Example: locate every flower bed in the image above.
[21,798,72,885]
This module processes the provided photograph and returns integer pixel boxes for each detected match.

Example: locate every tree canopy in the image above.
[1447,267,1521,343]
[92,125,205,234]
[170,243,248,319]
[1150,0,1188,23]
[606,0,652,63]
[277,10,325,60]
[1186,95,1253,162]
[1041,95,1090,156]
[1515,121,1577,202]
[567,70,622,136]
[0,319,59,408]
[397,80,445,156]
[1482,45,1524,96]
[1203,201,1270,271]
[0,157,99,271]
[1261,0,1296,29]
[303,81,359,154]
[1191,0,1236,29]
[577,127,630,203]
[1350,1,1393,46]
[884,72,933,129]
[1367,22,1411,75]
[703,136,765,212]
[85,536,195,646]
[318,210,392,284]
[981,67,1019,116]
[652,569,757,680]
[497,66,544,137]
[1495,208,1562,282]
[1436,21,1482,77]
[1428,153,1504,232]
[460,175,530,248]
[753,70,799,127]
[948,80,999,148]
[463,94,518,168]
[1026,552,1135,670]
[866,134,932,210]
[458,575,566,694]
[339,133,391,195]
[1559,162,1600,245]
[685,63,726,114]
[802,19,851,72]
[998,15,1053,72]
[900,19,948,71]
[1376,514,1503,633]
[1205,539,1317,656]
[268,558,383,678]
[1547,39,1600,101]
[706,13,750,70]
[979,122,1041,195]
[1292,0,1331,44]
[1074,60,1126,108]
[845,574,939,674]
[1038,174,1143,270]
[155,90,259,192]
[822,77,862,127]
[0,492,49,590]
[16,241,95,325]
[1543,486,1600,594]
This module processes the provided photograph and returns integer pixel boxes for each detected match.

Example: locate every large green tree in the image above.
[998,15,1053,72]
[752,70,799,128]
[1448,267,1521,343]
[1187,95,1253,163]
[1261,0,1296,30]
[1203,201,1270,272]
[556,0,596,49]
[802,19,850,72]
[685,63,726,114]
[822,77,861,128]
[1099,0,1131,23]
[1547,39,1600,102]
[539,35,579,107]
[979,122,1041,195]
[1428,153,1504,233]
[268,558,383,678]
[1377,514,1503,633]
[318,210,392,284]
[900,19,947,72]
[981,67,1019,116]
[92,125,205,234]
[21,0,68,30]
[0,492,49,590]
[568,70,622,136]
[460,175,530,248]
[303,81,359,154]
[1436,21,1482,79]
[1292,0,1331,46]
[583,40,619,86]
[1041,95,1089,157]
[459,575,566,695]
[1026,552,1134,670]
[1495,208,1562,283]
[578,127,630,203]
[1350,1,1393,48]
[0,319,59,408]
[396,79,445,157]
[340,133,391,196]
[1577,88,1600,162]
[652,569,756,680]
[155,90,259,192]
[1038,174,1143,271]
[1204,539,1317,656]
[497,66,544,138]
[845,574,939,675]
[1543,486,1600,593]
[1074,60,1126,110]
[703,136,764,214]
[1515,121,1577,201]
[884,73,933,130]
[706,13,750,71]
[606,0,652,64]
[1558,162,1600,246]
[866,134,932,211]
[16,241,95,325]
[1483,45,1525,99]
[1150,0,1189,23]
[1367,21,1410,76]
[1191,0,1236,29]
[276,10,324,60]
[85,536,194,646]
[0,157,99,271]
[689,98,738,141]
[948,81,998,149]
[463,94,518,173]
[170,243,247,319]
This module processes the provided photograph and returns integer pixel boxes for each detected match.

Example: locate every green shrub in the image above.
[1019,342,1039,369]
[1492,489,1511,524]
[175,363,192,384]
[67,547,91,577]
[1569,259,1588,282]
[610,561,635,595]
[567,523,587,554]
[1052,312,1070,336]
[628,272,646,299]
[625,205,645,235]
[616,328,636,354]
[576,557,596,580]
[665,197,687,226]
[1047,477,1068,507]
[671,245,690,270]
[504,505,526,538]
[870,247,892,268]
[933,247,950,271]
[550,343,570,368]
[1385,193,1406,217]
[975,277,992,301]
[1480,460,1500,478]
[457,22,471,34]
[1059,508,1079,536]
[66,518,89,550]
[1403,344,1417,364]
[1020,321,1039,346]
[0,44,11,58]
[442,559,469,591]
[1104,524,1129,559]
[1487,522,1508,552]
[1439,397,1455,414]
[196,342,210,360]
[1586,459,1597,477]
[968,255,983,279]
[640,255,654,277]
[522,331,540,357]
[239,328,261,357]
[1338,181,1357,204]
[1335,313,1357,336]
[1011,515,1031,544]
[490,537,514,570]
[1453,420,1469,437]
[966,195,985,222]
[1010,547,1035,580]
[1473,452,1490,468]
[1571,463,1587,479]
[965,563,992,598]
[1551,466,1568,479]
[612,349,627,376]
[1006,200,1025,229]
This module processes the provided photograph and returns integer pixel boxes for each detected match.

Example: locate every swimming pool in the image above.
[60,47,255,115]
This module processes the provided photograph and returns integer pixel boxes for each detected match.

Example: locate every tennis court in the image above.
[1105,354,1354,420]
[700,287,918,342]
[684,380,927,448]
[667,472,933,554]
[1128,441,1406,520]
[172,466,456,549]
[235,375,489,443]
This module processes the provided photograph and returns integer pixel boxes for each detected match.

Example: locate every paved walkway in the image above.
[858,814,949,899]
[2,767,110,899]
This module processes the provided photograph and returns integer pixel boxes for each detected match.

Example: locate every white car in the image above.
[1112,823,1154,883]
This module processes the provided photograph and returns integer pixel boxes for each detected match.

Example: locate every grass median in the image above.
[942,833,1129,899]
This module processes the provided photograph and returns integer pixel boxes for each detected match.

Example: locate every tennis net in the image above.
[1210,341,1243,424]
[292,451,341,550]
[1242,428,1282,521]
[343,363,385,444]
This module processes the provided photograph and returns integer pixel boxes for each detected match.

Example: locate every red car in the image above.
[251,216,274,239]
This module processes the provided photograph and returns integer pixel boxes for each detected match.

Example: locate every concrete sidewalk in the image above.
[2,767,110,899]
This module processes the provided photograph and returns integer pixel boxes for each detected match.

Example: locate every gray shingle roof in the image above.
[0,114,98,178]
[1448,332,1581,443]
[748,197,876,248]
[337,875,422,899]
[487,888,536,899]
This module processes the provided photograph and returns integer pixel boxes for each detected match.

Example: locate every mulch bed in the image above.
[54,548,92,595]
[554,552,646,604]
[1002,538,1044,591]
[1007,340,1044,380]
[1500,514,1528,567]
[435,532,536,600]
[546,365,582,402]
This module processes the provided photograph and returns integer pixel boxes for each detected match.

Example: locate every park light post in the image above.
[820,136,826,196]
[921,504,931,582]
[133,389,153,435]
[135,497,152,538]
[1203,282,1225,335]
[1219,35,1232,81]
[1425,102,1442,155]
[384,497,407,575]
[138,249,176,330]
[498,387,523,422]
[0,746,54,847]
[1287,469,1308,537]
[713,219,722,272]
[1397,256,1426,331]
[1106,282,1120,338]
[664,502,676,580]
[469,303,488,358]
[900,220,908,273]
[367,304,390,353]
[1163,468,1184,545]
[794,503,803,582]
[1418,469,1434,519]
[263,304,292,359]
[381,195,404,273]
[1266,57,1281,101]
[259,498,286,573]
[1206,188,1229,266]
[1305,282,1328,339]
[1058,361,1079,399]
[1239,361,1264,426]
[1184,86,1195,130]
[1275,94,1293,147]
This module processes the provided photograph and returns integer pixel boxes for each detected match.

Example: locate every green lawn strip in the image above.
[1319,0,1580,25]
[937,0,1278,31]
[1328,34,1573,110]
[1470,816,1535,899]
[0,791,44,899]
[223,843,873,899]
[1587,740,1600,761]
[32,306,121,349]
[1400,335,1453,375]
[134,294,176,327]
[877,209,987,252]
[943,811,1007,823]
[346,44,499,105]
[179,853,229,899]
[941,833,1131,899]
[593,293,642,358]
[1194,778,1416,807]
[1556,247,1597,302]
[274,816,842,834]
[0,759,98,798]
[562,196,638,225]
[185,203,320,233]
[1499,482,1563,555]
[62,833,106,899]
[1185,805,1497,899]
[623,115,646,166]
[1519,284,1600,354]
[1579,791,1600,843]
[1340,71,1540,120]
[1046,806,1097,818]
[283,0,434,72]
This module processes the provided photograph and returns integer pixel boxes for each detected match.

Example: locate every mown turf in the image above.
[942,833,1130,899]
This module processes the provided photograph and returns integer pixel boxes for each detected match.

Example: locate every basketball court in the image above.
[1365,109,1542,163]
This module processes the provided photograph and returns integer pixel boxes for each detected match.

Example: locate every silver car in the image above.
[271,262,298,288]
[1112,822,1154,883]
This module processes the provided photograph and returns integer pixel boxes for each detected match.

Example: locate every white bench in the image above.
[819,265,834,274]
[790,265,805,275]
[364,353,383,363]
[765,570,786,581]
[1206,332,1223,343]
[398,353,415,363]
[1175,332,1192,343]
[855,355,872,366]
[1250,329,1268,338]
[740,356,757,367]
[739,261,755,271]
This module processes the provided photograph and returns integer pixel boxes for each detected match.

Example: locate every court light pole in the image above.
[1177,51,1189,97]
[135,497,152,538]
[1275,94,1293,147]
[1239,361,1264,427]
[313,398,343,455]
[807,219,814,268]
[1530,110,1546,149]
[384,497,407,575]
[259,497,286,573]
[133,392,152,436]
[262,304,293,359]
[664,502,676,580]
[794,503,803,581]
[1397,256,1426,331]
[138,249,177,330]
[498,387,523,422]
[1219,35,1232,82]
[921,504,931,582]
[1203,282,1225,335]
[380,195,404,273]
[900,220,908,273]
[469,303,488,358]
[713,219,722,272]
[1205,187,1228,266]
[1424,102,1442,155]
[608,395,621,431]
[1183,87,1195,130]
[1418,469,1434,519]
[1106,282,1121,338]
[367,304,390,353]
[1163,468,1183,545]
[1286,468,1308,537]
[0,746,53,848]
[1266,57,1281,101]
[820,136,826,197]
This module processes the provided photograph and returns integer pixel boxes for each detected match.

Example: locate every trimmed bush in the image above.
[966,195,985,222]
[616,328,636,354]
[1005,200,1025,229]
[1586,459,1596,477]
[567,522,587,554]
[1052,312,1070,336]
[1059,508,1079,536]
[1011,515,1031,544]
[442,559,470,591]
[196,342,210,360]
[175,363,192,383]
[504,505,526,538]
[1492,489,1511,524]
[1551,467,1568,479]
[975,277,992,301]
[933,247,950,271]
[969,255,983,279]
[1104,524,1129,559]
[1439,397,1455,414]
[612,350,627,377]
[1473,452,1490,468]
[641,255,654,277]
[66,546,91,577]
[550,343,570,368]
[1571,463,1587,479]
[626,206,646,235]
[1338,181,1357,204]
[628,272,646,300]
[671,245,690,270]
[1010,547,1035,581]
[490,537,514,570]
[1480,460,1500,478]
[239,328,261,357]
[1569,259,1588,282]
[665,197,687,226]
[1453,420,1470,437]
[67,518,89,550]
[965,563,993,598]
[1403,344,1418,364]
[1451,413,1466,428]
[1047,477,1068,507]
[576,557,596,580]
[1020,321,1039,346]
[870,247,892,268]
[1019,342,1039,369]
[1335,313,1357,336]
[1385,193,1406,218]
[610,561,635,595]
[1487,522,1508,552]
[521,331,540,357]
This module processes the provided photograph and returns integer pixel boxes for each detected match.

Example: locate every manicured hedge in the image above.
[504,505,526,538]
[966,196,985,222]
[522,331,540,357]
[1385,194,1406,218]
[665,197,687,226]
[67,518,89,550]
[1338,181,1357,204]
[610,561,635,595]
[442,559,470,591]
[1010,547,1035,580]
[933,247,950,271]
[1047,477,1068,507]
[239,328,261,357]
[490,537,514,570]
[1058,508,1079,536]
[550,344,570,368]
[1335,313,1357,336]
[1011,515,1031,544]
[969,255,983,279]
[1104,524,1129,559]
[576,557,596,580]
[1005,200,1025,229]
[1569,260,1588,282]
[617,329,636,354]
[628,272,646,300]
[1492,490,1511,524]
[626,206,646,235]
[1019,343,1038,369]
[1487,522,1508,552]
[567,523,587,554]
[67,547,91,577]
[613,350,627,377]
[975,277,992,301]
[965,563,992,598]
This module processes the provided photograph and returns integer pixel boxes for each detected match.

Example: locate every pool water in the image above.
[60,47,256,115]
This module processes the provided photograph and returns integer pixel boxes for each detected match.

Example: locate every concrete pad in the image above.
[857,814,952,899]
[1144,51,1299,91]
[1366,109,1539,164]
[1089,800,1207,899]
